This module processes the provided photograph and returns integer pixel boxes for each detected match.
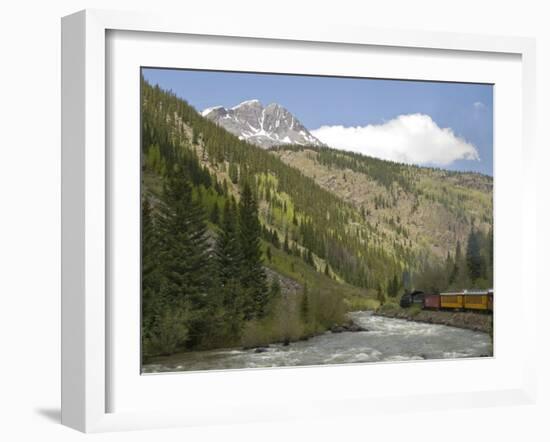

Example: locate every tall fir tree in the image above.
[141,197,162,351]
[448,241,461,286]
[229,162,239,184]
[142,197,161,300]
[271,229,280,249]
[157,168,213,345]
[210,200,220,225]
[300,282,310,322]
[466,229,482,282]
[214,197,242,285]
[388,274,400,297]
[238,182,268,318]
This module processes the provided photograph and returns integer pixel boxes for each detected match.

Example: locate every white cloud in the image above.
[473,101,485,110]
[311,113,480,166]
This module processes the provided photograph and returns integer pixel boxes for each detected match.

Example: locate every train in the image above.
[400,289,493,313]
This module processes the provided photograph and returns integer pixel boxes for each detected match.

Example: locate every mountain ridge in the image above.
[202,99,324,149]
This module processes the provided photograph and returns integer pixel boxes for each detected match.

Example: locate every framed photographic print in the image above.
[61,9,537,433]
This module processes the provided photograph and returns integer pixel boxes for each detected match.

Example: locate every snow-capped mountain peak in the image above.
[200,105,225,117]
[231,99,261,110]
[201,100,323,149]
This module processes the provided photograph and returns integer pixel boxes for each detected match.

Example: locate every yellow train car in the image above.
[463,290,490,311]
[440,291,464,310]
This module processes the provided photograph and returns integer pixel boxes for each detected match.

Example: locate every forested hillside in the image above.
[140,78,493,358]
[270,145,493,290]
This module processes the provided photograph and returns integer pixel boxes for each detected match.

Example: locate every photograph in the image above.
[140,68,494,373]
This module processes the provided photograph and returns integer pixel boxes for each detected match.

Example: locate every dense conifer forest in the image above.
[140,77,493,358]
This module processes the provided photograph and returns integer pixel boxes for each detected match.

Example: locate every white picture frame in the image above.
[61,9,537,433]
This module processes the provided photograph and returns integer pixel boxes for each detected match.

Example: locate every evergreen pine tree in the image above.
[376,282,386,305]
[402,269,411,291]
[444,251,454,285]
[272,230,280,249]
[269,276,281,300]
[466,229,482,282]
[229,162,239,184]
[208,198,248,343]
[210,200,220,225]
[388,274,400,297]
[214,197,242,285]
[141,197,163,352]
[157,169,213,345]
[300,282,310,322]
[142,197,160,298]
[238,182,268,318]
[448,241,461,286]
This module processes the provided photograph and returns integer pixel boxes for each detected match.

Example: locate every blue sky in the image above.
[142,68,493,175]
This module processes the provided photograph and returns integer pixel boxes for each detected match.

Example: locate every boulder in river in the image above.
[347,323,368,332]
[331,322,367,333]
[254,347,269,354]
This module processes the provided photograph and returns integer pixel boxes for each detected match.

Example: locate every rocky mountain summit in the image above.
[202,99,323,149]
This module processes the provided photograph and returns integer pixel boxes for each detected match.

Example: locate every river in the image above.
[142,311,492,373]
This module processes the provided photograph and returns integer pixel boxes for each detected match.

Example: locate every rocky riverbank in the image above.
[375,307,493,334]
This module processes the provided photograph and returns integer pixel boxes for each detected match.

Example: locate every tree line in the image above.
[414,227,493,293]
